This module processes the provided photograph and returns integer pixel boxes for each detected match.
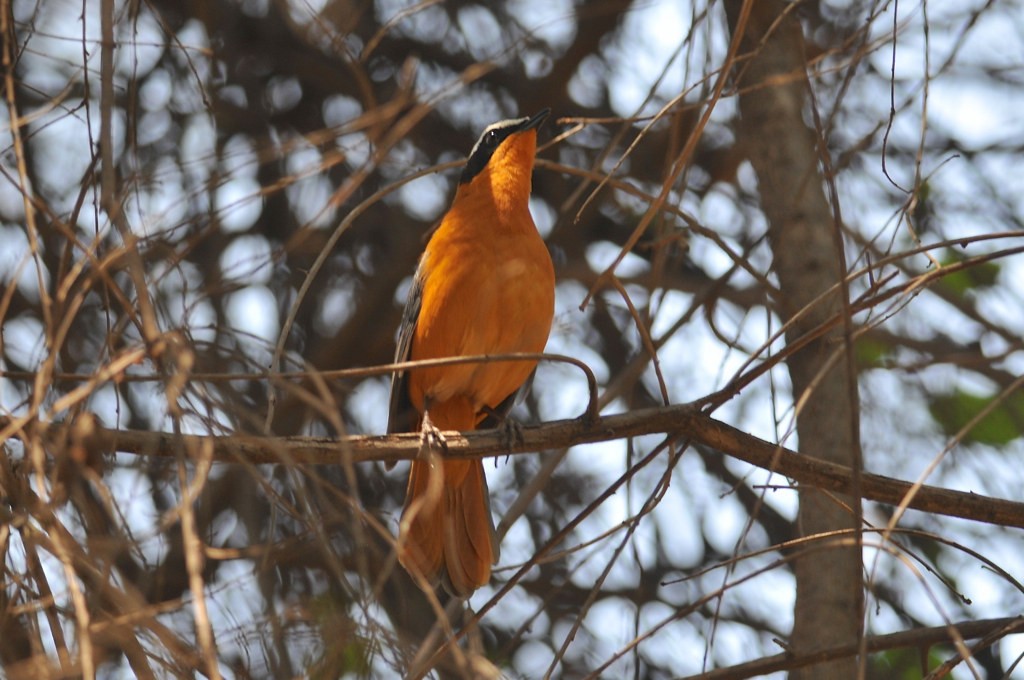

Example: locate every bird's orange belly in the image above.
[408,247,554,417]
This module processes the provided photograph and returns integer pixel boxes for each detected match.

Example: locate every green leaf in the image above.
[855,336,891,367]
[928,389,1024,446]
[870,645,957,679]
[936,251,1000,297]
[306,593,373,678]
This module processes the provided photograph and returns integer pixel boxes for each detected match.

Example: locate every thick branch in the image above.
[684,616,1024,680]
[10,406,1024,529]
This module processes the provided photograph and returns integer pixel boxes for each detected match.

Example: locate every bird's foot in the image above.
[498,416,524,450]
[500,419,523,465]
[419,411,447,457]
[481,405,524,465]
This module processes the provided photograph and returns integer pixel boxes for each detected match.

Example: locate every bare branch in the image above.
[11,405,1024,529]
[684,616,1024,680]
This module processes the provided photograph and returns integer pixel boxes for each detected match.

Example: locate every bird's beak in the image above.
[522,108,551,132]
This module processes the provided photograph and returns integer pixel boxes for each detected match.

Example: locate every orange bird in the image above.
[388,110,555,596]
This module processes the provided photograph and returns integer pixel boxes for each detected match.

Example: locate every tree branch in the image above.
[682,616,1024,680]
[11,404,1024,529]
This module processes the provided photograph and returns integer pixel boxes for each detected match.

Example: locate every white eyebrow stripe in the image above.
[482,117,529,134]
[467,116,531,159]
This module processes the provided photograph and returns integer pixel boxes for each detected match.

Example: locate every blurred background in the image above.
[2,0,1023,677]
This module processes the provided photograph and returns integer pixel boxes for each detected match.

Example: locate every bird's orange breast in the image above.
[407,198,555,421]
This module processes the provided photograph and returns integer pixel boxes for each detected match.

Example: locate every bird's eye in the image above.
[484,130,499,147]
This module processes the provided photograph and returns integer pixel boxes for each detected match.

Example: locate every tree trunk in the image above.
[723,1,863,677]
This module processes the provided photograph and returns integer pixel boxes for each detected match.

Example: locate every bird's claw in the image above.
[498,417,524,450]
[419,411,447,457]
[495,414,524,466]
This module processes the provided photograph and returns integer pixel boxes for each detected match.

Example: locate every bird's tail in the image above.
[399,397,497,596]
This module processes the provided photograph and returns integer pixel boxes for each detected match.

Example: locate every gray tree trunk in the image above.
[723,1,864,677]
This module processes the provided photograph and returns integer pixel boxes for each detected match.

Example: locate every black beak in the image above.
[522,108,551,132]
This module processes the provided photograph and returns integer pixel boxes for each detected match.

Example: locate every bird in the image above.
[387,109,555,596]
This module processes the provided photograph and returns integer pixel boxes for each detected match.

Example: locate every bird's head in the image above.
[456,109,550,210]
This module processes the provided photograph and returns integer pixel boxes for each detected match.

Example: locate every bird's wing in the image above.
[477,367,538,429]
[387,270,424,436]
